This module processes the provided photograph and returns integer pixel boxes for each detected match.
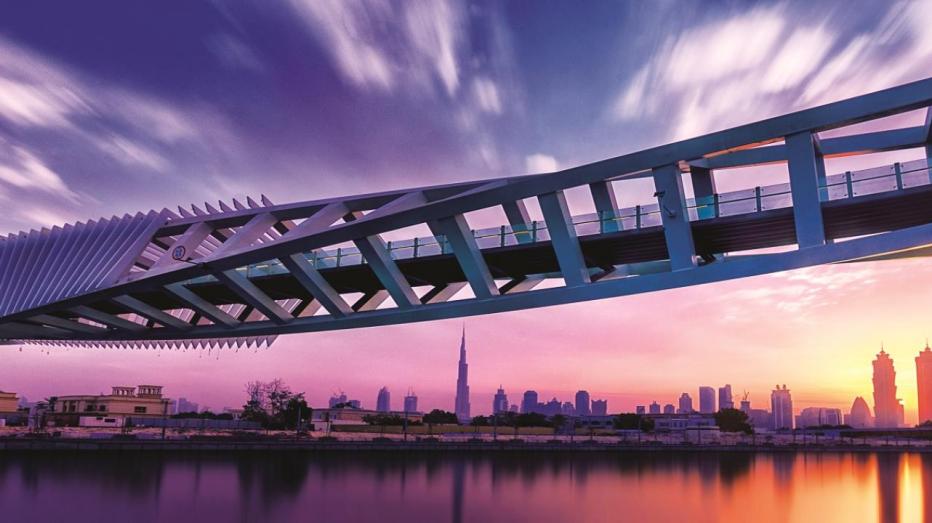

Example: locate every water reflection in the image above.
[1,451,930,522]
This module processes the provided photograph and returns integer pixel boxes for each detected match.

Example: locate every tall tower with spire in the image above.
[917,340,932,424]
[873,347,902,428]
[454,326,471,423]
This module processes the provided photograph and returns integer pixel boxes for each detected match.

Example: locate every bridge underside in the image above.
[1,78,932,346]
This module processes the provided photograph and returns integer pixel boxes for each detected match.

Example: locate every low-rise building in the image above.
[48,385,171,426]
[0,390,20,425]
[310,406,423,428]
[0,390,18,414]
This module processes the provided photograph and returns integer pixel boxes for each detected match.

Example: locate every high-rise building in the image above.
[543,398,562,416]
[493,386,509,414]
[521,390,539,414]
[718,384,734,410]
[591,399,608,416]
[873,348,902,428]
[796,407,843,428]
[649,401,661,414]
[575,390,591,416]
[846,396,873,428]
[698,386,716,413]
[562,402,575,415]
[403,389,418,413]
[177,397,198,414]
[771,384,793,430]
[917,342,932,424]
[636,405,645,415]
[663,403,675,414]
[329,392,348,408]
[678,393,693,414]
[376,387,391,413]
[454,327,471,423]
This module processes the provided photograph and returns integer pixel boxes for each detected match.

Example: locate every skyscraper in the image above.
[846,396,873,428]
[376,387,391,413]
[329,392,348,408]
[663,404,675,414]
[454,327,470,423]
[521,390,538,414]
[917,342,932,424]
[649,401,661,414]
[403,389,418,413]
[718,384,734,410]
[575,390,591,416]
[591,399,607,416]
[771,384,793,430]
[698,386,716,413]
[493,386,509,414]
[873,348,902,428]
[678,393,693,414]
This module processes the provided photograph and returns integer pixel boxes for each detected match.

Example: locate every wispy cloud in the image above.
[0,140,79,203]
[608,2,932,141]
[525,153,559,173]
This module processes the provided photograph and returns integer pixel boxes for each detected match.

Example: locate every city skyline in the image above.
[0,2,931,429]
[8,335,932,422]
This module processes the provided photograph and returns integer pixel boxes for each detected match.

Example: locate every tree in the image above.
[240,379,308,430]
[550,414,567,433]
[613,413,653,432]
[470,416,490,427]
[714,408,752,433]
[422,409,458,424]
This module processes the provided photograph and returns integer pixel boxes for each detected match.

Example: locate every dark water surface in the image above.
[1,451,930,522]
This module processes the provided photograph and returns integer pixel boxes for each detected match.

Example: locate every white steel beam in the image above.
[786,131,827,248]
[112,295,192,330]
[213,269,293,324]
[165,283,240,328]
[502,200,533,244]
[69,305,145,332]
[208,213,278,258]
[589,181,621,232]
[653,163,696,270]
[538,190,590,286]
[30,314,108,334]
[429,215,498,299]
[152,221,213,269]
[420,282,467,304]
[280,253,353,317]
[689,166,717,220]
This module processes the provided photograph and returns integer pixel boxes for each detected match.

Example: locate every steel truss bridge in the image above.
[1,79,932,348]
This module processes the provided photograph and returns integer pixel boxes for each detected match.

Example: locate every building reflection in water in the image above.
[876,453,901,523]
[1,450,931,522]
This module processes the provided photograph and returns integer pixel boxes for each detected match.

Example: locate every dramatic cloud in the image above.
[608,2,932,140]
[525,153,559,173]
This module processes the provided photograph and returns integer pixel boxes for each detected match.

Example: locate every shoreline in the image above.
[2,438,930,454]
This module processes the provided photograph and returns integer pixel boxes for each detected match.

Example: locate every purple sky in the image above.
[2,1,932,419]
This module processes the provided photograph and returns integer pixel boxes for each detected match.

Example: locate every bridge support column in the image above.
[588,181,620,232]
[502,200,533,244]
[538,190,590,286]
[652,163,696,271]
[925,107,932,182]
[786,131,827,248]
[690,167,717,220]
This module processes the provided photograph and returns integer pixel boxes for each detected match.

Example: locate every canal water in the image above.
[0,451,928,522]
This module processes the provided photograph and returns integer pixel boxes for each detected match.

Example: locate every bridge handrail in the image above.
[182,158,932,284]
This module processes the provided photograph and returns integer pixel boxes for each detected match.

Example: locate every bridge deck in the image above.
[94,160,932,314]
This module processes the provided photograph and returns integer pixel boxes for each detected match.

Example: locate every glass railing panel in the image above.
[387,239,415,261]
[850,165,897,197]
[717,188,757,216]
[901,167,932,189]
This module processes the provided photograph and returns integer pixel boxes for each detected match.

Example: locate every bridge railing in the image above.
[189,158,932,285]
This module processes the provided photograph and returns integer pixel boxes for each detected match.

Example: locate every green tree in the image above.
[714,408,752,433]
[470,415,490,427]
[422,409,458,424]
[550,414,567,432]
[613,413,653,432]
